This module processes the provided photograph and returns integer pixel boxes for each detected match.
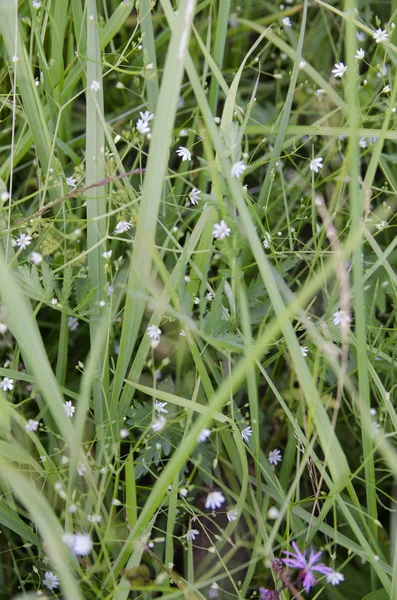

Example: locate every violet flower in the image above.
[282,541,332,592]
[259,588,280,600]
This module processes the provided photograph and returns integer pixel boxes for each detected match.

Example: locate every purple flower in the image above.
[259,589,280,600]
[282,541,332,592]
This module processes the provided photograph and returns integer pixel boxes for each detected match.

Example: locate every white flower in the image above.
[282,17,291,26]
[355,48,365,59]
[0,377,14,391]
[120,428,129,438]
[16,233,33,249]
[154,400,168,413]
[147,324,161,341]
[71,533,93,555]
[136,118,151,135]
[268,506,280,519]
[29,251,43,265]
[152,415,166,432]
[63,400,75,418]
[382,85,391,93]
[326,571,344,585]
[263,231,271,249]
[32,1,42,8]
[176,146,191,161]
[241,426,252,442]
[300,345,308,357]
[188,188,201,205]
[357,31,365,42]
[77,462,86,476]
[185,528,199,541]
[309,157,323,173]
[140,110,155,123]
[208,582,219,598]
[373,28,388,43]
[114,221,131,234]
[332,310,351,326]
[25,419,39,433]
[227,509,238,522]
[43,571,59,590]
[332,62,347,78]
[205,491,225,510]
[299,60,306,69]
[198,428,211,443]
[268,448,282,465]
[66,176,76,187]
[11,55,19,63]
[359,137,367,148]
[179,487,188,497]
[230,160,247,178]
[68,316,79,331]
[112,498,121,506]
[212,220,231,240]
[87,514,101,523]
[193,296,200,305]
[90,80,101,92]
[0,323,8,334]
[180,329,186,336]
[102,250,112,259]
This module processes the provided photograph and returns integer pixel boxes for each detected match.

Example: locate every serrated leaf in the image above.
[41,262,54,301]
[60,266,74,307]
[75,287,98,315]
[16,265,45,301]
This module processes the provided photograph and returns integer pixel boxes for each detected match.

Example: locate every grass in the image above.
[0,0,396,599]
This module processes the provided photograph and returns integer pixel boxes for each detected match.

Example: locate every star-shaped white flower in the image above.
[0,377,14,391]
[147,324,161,341]
[373,28,388,43]
[176,146,191,161]
[268,448,282,465]
[25,419,39,433]
[16,233,33,249]
[300,345,308,357]
[205,491,225,510]
[230,160,247,178]
[90,80,101,92]
[327,571,344,585]
[282,17,291,27]
[154,400,168,413]
[63,400,75,418]
[185,528,199,541]
[359,137,367,148]
[309,157,323,173]
[102,250,112,259]
[332,62,347,78]
[227,509,238,522]
[212,220,231,240]
[114,221,131,234]
[198,428,211,443]
[188,188,201,205]
[66,176,76,187]
[333,310,351,326]
[241,426,252,442]
[43,571,59,591]
[355,48,365,60]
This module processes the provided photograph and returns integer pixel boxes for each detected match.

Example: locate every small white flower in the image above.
[102,250,112,259]
[107,285,114,296]
[63,400,75,418]
[373,29,388,44]
[87,514,101,523]
[136,118,151,135]
[355,48,365,59]
[43,571,59,591]
[154,400,168,413]
[180,329,186,336]
[71,533,93,556]
[268,448,282,465]
[205,491,225,510]
[230,160,247,178]
[189,188,201,205]
[112,498,121,506]
[370,136,379,145]
[120,428,129,438]
[16,233,33,249]
[11,55,19,63]
[263,231,271,249]
[299,60,306,70]
[193,296,200,305]
[185,528,200,541]
[208,582,219,598]
[77,462,86,476]
[198,428,211,443]
[66,176,76,187]
[0,323,8,334]
[332,62,347,78]
[332,310,351,326]
[68,316,79,331]
[382,85,391,93]
[309,157,323,173]
[326,571,344,585]
[25,419,39,433]
[147,324,161,341]
[152,415,166,432]
[29,251,43,265]
[370,407,377,416]
[114,221,131,234]
[180,487,188,497]
[176,146,191,161]
[282,17,291,27]
[0,377,14,391]
[241,426,252,442]
[359,137,367,148]
[268,506,280,519]
[300,345,308,357]
[90,80,101,92]
[357,31,365,42]
[227,509,238,522]
[212,220,231,240]
[32,1,42,8]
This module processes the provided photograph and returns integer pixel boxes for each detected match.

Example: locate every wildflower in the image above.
[0,377,14,391]
[32,1,42,8]
[359,138,367,148]
[16,233,33,249]
[0,323,8,334]
[241,426,252,442]
[382,85,391,93]
[355,48,365,59]
[71,533,93,556]
[188,187,201,205]
[268,448,282,465]
[87,514,101,523]
[112,498,121,506]
[147,324,161,341]
[29,251,43,265]
[282,17,291,27]
[230,160,247,178]
[268,506,280,519]
[25,419,39,433]
[68,316,79,331]
[259,588,280,600]
[43,571,59,591]
[205,491,225,510]
[114,221,131,234]
[373,29,388,43]
[152,415,166,432]
[212,220,231,240]
[327,571,344,585]
[332,62,347,78]
[120,428,128,438]
[300,345,308,357]
[102,250,112,259]
[154,400,168,413]
[176,146,191,161]
[332,310,351,326]
[180,329,186,336]
[11,55,19,63]
[185,528,199,541]
[63,400,75,418]
[180,488,188,497]
[136,117,151,135]
[299,61,306,69]
[90,80,101,92]
[357,31,365,42]
[263,231,271,249]
[77,462,86,476]
[66,176,76,187]
[227,509,238,522]
[309,157,323,173]
[107,285,114,296]
[282,541,332,592]
[198,428,211,443]
[208,582,219,598]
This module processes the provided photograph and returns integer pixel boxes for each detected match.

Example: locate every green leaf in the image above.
[362,591,389,600]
